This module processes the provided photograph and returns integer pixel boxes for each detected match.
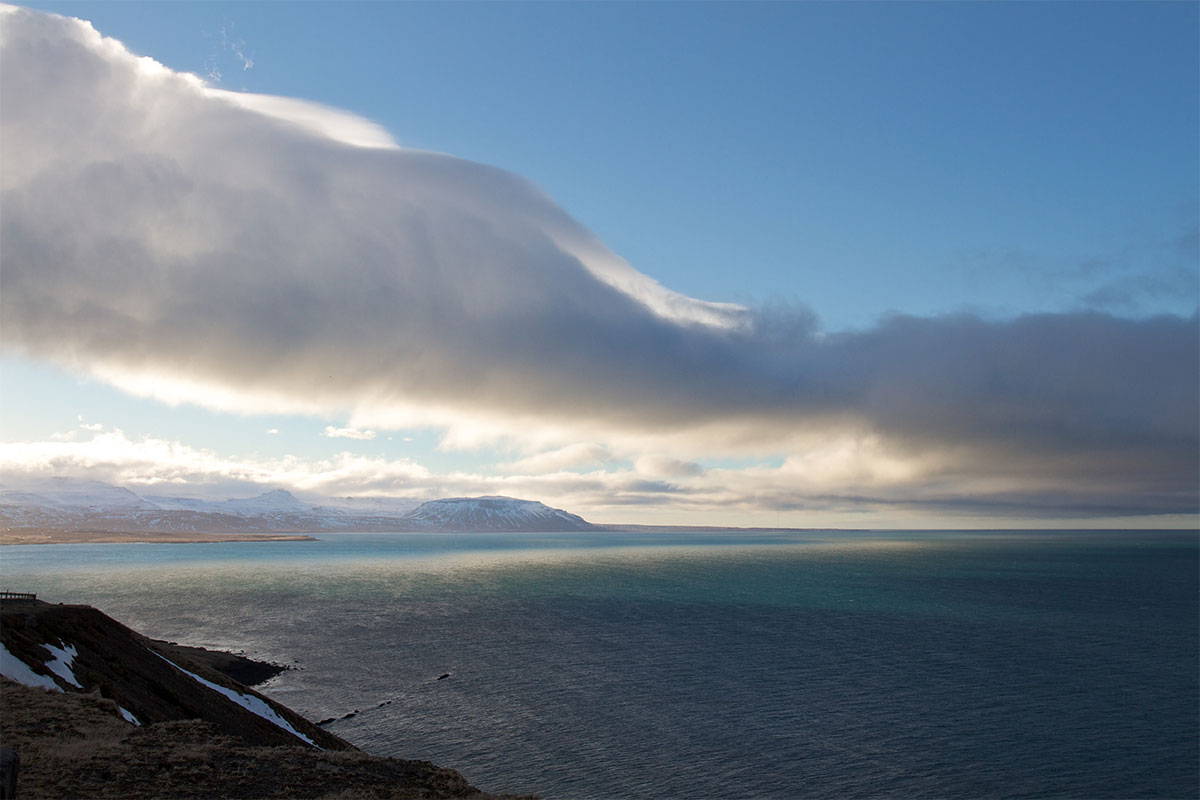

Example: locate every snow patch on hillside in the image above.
[43,641,82,688]
[0,642,61,691]
[152,651,319,748]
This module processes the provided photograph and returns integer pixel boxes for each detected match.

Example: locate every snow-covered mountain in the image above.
[325,496,423,518]
[215,489,311,515]
[1,478,159,513]
[142,489,309,514]
[401,496,599,532]
[0,478,600,533]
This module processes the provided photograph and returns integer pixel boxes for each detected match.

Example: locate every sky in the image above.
[1,1,1197,528]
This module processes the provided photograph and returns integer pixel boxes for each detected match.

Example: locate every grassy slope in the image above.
[1,601,536,798]
[1,681,531,799]
[1,601,347,750]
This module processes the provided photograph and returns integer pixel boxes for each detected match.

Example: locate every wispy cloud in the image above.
[961,225,1199,319]
[0,6,1195,521]
[204,21,253,83]
[497,444,613,474]
[323,426,376,441]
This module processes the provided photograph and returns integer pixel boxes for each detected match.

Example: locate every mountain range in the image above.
[0,478,600,533]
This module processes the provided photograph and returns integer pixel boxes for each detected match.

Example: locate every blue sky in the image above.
[19,1,1198,326]
[1,2,1197,527]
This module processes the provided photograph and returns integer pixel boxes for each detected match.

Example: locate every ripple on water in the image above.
[3,531,1196,799]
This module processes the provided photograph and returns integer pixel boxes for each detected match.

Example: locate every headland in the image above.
[0,597,533,798]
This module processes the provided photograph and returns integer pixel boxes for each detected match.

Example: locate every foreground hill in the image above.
[0,478,601,535]
[0,598,531,799]
[0,599,354,750]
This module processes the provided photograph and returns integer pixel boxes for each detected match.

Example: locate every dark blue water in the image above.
[3,530,1196,798]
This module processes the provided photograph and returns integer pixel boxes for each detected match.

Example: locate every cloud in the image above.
[1081,266,1199,313]
[0,428,429,498]
[222,24,253,72]
[204,21,253,83]
[963,226,1200,318]
[634,455,705,478]
[213,90,397,150]
[323,426,376,441]
[1,6,1196,520]
[0,425,1192,525]
[498,444,613,474]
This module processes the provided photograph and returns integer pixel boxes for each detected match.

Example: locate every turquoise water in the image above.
[2,530,1196,798]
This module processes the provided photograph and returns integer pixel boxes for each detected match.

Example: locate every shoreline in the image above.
[0,529,319,545]
[148,638,291,686]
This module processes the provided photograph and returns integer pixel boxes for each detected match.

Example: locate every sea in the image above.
[2,530,1196,799]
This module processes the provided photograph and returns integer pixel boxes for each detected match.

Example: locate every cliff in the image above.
[0,598,532,799]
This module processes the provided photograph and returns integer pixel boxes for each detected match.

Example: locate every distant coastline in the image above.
[5,526,1186,546]
[0,525,862,546]
[601,524,856,532]
[0,527,814,545]
[0,529,318,546]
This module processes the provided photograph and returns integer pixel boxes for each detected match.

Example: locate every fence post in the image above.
[0,747,18,799]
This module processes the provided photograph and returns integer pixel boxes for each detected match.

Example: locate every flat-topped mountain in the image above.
[403,496,599,532]
[0,478,601,534]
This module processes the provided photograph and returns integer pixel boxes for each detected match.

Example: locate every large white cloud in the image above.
[0,426,1187,527]
[0,427,430,497]
[1,6,1196,519]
